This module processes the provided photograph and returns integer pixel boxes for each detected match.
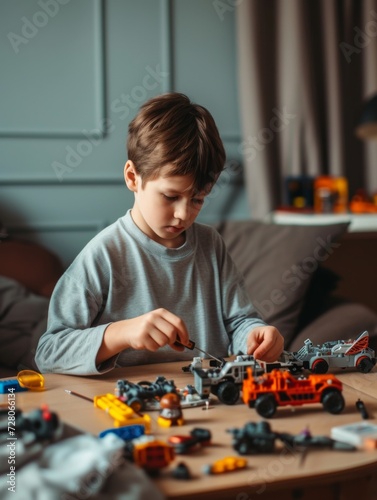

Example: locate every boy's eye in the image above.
[163,194,178,201]
[192,198,204,206]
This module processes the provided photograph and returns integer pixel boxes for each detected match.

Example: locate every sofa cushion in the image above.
[0,275,49,371]
[0,240,63,298]
[215,221,349,346]
[289,301,377,352]
[294,266,341,333]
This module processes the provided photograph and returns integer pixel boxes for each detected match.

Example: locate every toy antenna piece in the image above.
[253,356,257,378]
[65,389,93,403]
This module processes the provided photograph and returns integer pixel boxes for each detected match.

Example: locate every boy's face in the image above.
[125,162,206,248]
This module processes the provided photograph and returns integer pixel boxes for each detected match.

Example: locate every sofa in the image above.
[0,238,63,377]
[215,220,377,353]
[1,220,376,377]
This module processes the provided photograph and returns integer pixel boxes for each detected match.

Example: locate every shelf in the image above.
[270,211,377,232]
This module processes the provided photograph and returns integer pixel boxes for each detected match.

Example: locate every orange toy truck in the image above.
[242,368,345,418]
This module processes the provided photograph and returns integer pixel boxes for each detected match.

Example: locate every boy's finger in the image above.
[169,342,186,352]
[159,309,190,344]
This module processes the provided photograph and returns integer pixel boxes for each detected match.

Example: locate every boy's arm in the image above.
[35,274,190,375]
[216,234,282,359]
[35,273,112,375]
[96,309,189,365]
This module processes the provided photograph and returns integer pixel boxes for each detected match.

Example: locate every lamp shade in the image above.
[355,93,377,139]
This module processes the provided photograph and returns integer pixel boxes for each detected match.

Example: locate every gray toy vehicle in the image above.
[267,330,376,374]
[191,354,262,405]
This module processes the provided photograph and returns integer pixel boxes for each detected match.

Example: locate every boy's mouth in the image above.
[165,226,185,233]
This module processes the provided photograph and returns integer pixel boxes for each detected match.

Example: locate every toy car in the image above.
[264,331,376,374]
[242,368,345,418]
[293,331,375,374]
[116,376,177,412]
[191,355,262,405]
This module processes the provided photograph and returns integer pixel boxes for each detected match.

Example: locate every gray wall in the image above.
[0,0,248,268]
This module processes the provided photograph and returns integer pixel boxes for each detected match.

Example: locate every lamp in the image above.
[355,93,377,139]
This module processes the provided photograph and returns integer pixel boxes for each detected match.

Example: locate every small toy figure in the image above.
[157,392,184,427]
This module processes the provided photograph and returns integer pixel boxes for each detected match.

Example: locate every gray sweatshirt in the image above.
[35,210,266,375]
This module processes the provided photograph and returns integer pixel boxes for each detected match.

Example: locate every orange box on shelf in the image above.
[349,189,377,213]
[313,176,348,213]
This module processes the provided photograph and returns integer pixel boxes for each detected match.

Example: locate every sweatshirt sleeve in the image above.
[35,272,117,375]
[216,233,267,355]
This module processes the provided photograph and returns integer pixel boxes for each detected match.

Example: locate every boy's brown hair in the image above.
[127,92,226,193]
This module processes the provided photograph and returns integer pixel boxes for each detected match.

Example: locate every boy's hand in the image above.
[246,326,284,362]
[124,308,190,352]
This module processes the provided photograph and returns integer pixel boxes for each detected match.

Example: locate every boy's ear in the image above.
[124,161,139,192]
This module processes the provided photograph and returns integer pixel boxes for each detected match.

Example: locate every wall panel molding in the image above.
[160,0,174,92]
[7,220,107,233]
[0,176,124,186]
[0,0,106,138]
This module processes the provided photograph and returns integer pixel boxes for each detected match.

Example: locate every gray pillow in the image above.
[0,275,48,370]
[215,221,349,346]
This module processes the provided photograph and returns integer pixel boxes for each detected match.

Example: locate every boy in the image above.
[35,93,283,375]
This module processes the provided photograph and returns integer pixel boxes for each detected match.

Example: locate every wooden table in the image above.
[2,362,377,500]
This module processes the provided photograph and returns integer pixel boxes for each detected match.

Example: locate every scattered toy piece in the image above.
[127,435,175,474]
[331,421,377,448]
[168,428,211,454]
[94,393,151,431]
[202,456,247,475]
[99,424,145,441]
[171,461,191,480]
[356,399,369,419]
[17,370,45,391]
[0,379,28,394]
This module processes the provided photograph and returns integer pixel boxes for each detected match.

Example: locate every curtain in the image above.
[236,0,377,219]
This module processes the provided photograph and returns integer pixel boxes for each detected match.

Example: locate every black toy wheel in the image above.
[254,394,277,418]
[127,397,143,413]
[217,381,240,405]
[356,357,374,373]
[322,389,345,414]
[311,359,329,374]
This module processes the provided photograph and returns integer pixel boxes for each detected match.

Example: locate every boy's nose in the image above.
[174,203,189,221]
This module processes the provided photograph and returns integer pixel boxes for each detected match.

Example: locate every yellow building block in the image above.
[94,393,151,433]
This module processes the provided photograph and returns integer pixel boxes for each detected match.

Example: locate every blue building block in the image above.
[0,379,28,393]
[99,424,145,441]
